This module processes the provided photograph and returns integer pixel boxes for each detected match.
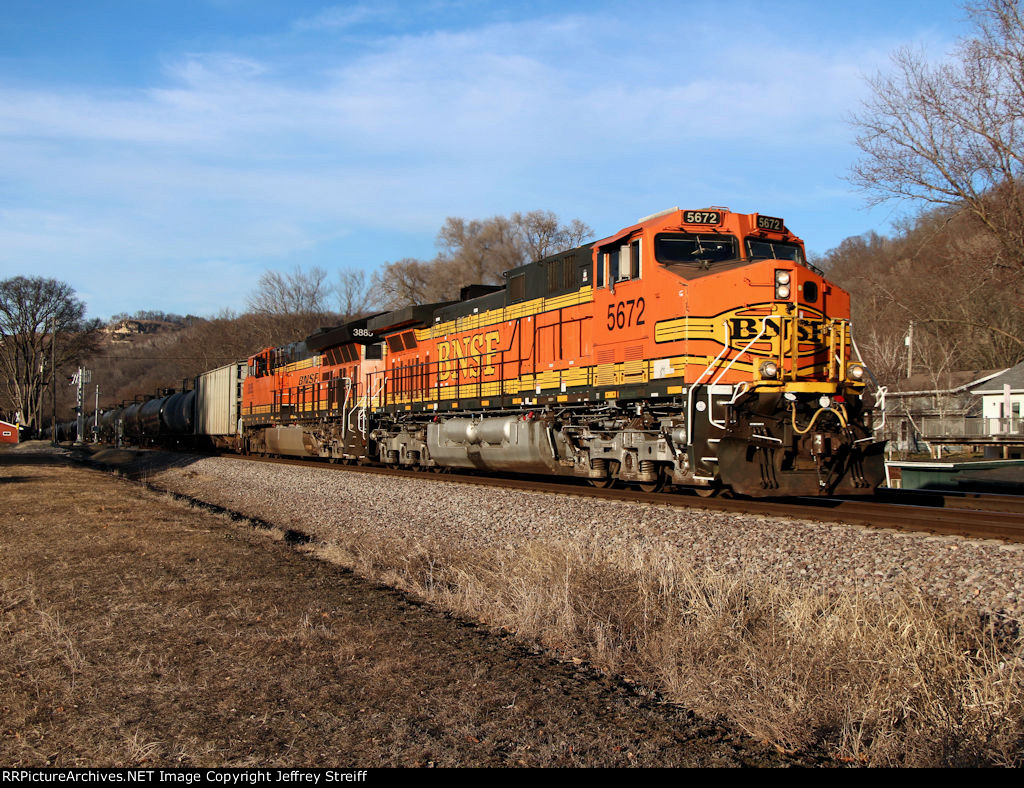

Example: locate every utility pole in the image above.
[37,358,44,440]
[905,320,914,379]
[50,318,57,445]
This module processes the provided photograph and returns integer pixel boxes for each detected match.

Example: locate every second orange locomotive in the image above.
[240,207,884,496]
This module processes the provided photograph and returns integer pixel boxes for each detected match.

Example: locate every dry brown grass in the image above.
[6,455,787,767]
[312,527,1024,767]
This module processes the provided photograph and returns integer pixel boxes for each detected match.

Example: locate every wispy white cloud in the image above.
[291,3,391,33]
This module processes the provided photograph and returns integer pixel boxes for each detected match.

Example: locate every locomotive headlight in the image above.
[819,395,832,408]
[775,270,791,299]
[848,363,865,381]
[759,360,779,379]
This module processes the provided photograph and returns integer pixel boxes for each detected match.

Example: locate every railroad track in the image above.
[866,487,1024,515]
[215,451,1024,544]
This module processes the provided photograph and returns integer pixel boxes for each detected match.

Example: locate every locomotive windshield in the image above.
[746,238,804,263]
[654,233,738,265]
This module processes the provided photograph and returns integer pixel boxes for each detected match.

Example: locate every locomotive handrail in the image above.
[365,374,388,415]
[368,345,537,411]
[740,313,855,387]
[340,377,352,438]
[873,385,888,434]
[705,315,777,431]
[687,319,734,443]
[710,314,776,387]
[693,320,734,388]
[827,319,850,382]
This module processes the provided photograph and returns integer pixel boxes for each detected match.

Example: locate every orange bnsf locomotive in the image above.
[240,207,885,496]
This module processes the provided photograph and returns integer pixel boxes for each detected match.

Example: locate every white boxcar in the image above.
[195,361,248,440]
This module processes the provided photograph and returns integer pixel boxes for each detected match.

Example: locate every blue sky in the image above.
[0,0,968,320]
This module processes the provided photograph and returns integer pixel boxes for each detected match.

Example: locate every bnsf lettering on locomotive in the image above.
[729,317,823,343]
[298,372,320,386]
[437,330,501,381]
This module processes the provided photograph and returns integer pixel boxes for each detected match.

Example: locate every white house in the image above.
[971,361,1024,437]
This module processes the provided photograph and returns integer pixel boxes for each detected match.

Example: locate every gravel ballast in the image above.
[144,455,1024,622]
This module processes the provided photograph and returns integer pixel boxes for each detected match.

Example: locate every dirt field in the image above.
[0,448,795,767]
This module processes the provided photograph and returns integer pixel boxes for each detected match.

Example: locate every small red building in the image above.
[0,421,18,443]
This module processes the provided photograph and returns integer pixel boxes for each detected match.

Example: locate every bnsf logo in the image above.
[298,372,320,386]
[729,318,825,344]
[437,330,501,382]
[655,304,830,359]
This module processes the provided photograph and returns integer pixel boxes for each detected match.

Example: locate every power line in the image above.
[88,354,244,361]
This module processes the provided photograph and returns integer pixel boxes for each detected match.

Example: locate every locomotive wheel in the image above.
[588,476,619,489]
[693,484,721,498]
[637,473,667,494]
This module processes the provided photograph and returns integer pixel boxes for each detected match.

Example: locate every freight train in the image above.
[95,363,246,449]
[98,207,886,497]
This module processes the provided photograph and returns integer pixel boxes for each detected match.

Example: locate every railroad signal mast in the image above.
[71,367,91,445]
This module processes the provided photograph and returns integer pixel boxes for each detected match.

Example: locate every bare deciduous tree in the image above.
[246,265,331,317]
[370,258,449,310]
[244,265,336,345]
[0,276,100,433]
[335,268,375,321]
[850,0,1024,272]
[436,216,523,285]
[512,210,594,263]
[371,210,594,310]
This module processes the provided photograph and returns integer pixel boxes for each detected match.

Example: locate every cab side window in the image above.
[600,237,641,285]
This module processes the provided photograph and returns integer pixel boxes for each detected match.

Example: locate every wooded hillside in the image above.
[821,202,1024,388]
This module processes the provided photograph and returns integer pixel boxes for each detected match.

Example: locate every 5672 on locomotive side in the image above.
[240,207,885,497]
